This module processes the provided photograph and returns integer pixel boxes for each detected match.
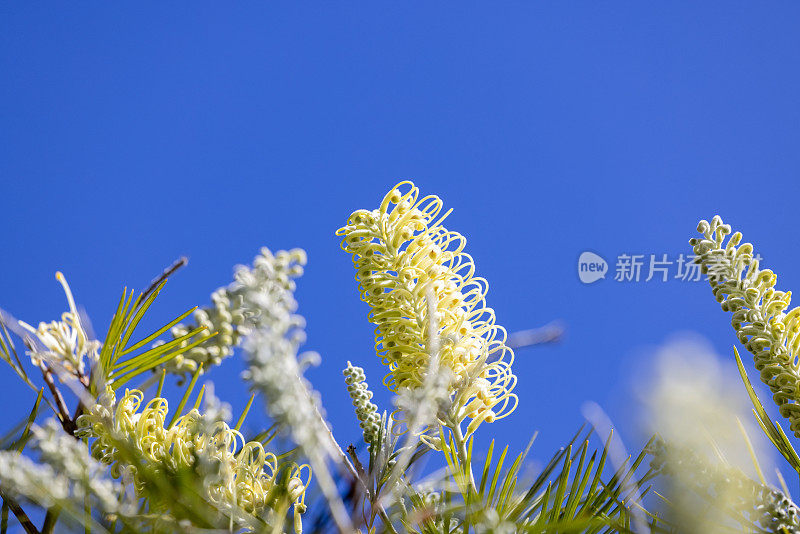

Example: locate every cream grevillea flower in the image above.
[691,215,800,437]
[76,387,311,520]
[336,181,517,435]
[19,272,99,375]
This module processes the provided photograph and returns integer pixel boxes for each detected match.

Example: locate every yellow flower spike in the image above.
[336,181,517,436]
[692,215,800,438]
[76,388,309,519]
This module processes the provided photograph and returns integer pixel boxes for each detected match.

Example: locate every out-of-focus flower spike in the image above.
[240,253,353,532]
[159,247,308,377]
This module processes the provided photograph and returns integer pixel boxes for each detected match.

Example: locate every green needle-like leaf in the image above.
[479,439,495,498]
[167,365,203,429]
[234,394,256,432]
[735,346,800,474]
[119,306,198,358]
[110,329,214,387]
[11,388,43,453]
[117,281,167,359]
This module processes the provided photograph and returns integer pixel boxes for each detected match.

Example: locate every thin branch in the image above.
[448,420,476,493]
[0,492,40,534]
[41,506,60,534]
[346,444,365,478]
[38,364,75,435]
[137,257,188,307]
[311,403,397,533]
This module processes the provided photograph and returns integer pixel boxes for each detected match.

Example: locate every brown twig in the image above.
[0,492,40,534]
[38,364,75,436]
[41,506,60,534]
[137,257,188,306]
[311,403,397,533]
[346,444,365,478]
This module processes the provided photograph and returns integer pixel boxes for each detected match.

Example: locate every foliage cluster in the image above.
[0,185,798,533]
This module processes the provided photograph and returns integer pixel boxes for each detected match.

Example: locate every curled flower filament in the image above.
[336,181,517,436]
[692,215,800,437]
[77,388,311,519]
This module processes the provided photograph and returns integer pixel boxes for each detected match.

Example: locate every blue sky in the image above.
[3,3,800,494]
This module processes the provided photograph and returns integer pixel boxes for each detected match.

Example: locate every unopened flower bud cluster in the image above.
[692,216,800,437]
[343,362,380,444]
[160,248,308,376]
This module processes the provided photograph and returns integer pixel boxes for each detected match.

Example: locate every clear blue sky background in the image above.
[3,3,800,493]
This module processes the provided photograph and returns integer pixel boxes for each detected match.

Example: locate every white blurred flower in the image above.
[635,333,780,531]
[0,419,127,516]
[162,248,307,376]
[635,333,770,470]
